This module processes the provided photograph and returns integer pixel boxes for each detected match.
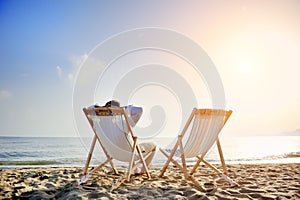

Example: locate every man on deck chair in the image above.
[93,100,156,174]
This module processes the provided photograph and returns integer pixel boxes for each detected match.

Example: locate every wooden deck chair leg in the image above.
[79,135,108,185]
[135,141,151,179]
[133,146,156,176]
[190,152,207,175]
[110,177,126,192]
[159,140,180,177]
[196,155,226,176]
[90,157,113,174]
[191,140,227,176]
[178,135,188,179]
[83,135,97,175]
[127,136,138,181]
[188,175,212,192]
[160,148,209,192]
[201,158,222,175]
[96,137,118,174]
[217,139,227,175]
[122,109,151,179]
[80,136,117,185]
[201,158,237,186]
[160,148,184,171]
[130,152,151,175]
[215,110,232,175]
[126,136,151,181]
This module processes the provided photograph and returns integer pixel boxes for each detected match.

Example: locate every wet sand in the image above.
[1,163,299,199]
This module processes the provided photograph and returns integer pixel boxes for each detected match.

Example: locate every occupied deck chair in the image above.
[159,108,237,191]
[78,106,153,191]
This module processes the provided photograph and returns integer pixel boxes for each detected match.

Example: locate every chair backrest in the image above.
[86,106,142,162]
[180,109,231,158]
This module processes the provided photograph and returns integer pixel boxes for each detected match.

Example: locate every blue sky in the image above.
[1,0,170,136]
[1,1,300,137]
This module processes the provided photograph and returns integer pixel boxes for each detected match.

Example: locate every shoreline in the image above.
[1,163,300,199]
[1,156,300,169]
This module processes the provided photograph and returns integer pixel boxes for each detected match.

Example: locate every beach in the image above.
[1,163,299,199]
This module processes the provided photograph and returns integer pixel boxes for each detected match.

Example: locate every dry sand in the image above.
[1,163,299,199]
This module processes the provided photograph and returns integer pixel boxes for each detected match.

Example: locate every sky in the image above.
[0,0,300,137]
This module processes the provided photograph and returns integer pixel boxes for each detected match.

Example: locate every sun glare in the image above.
[239,62,252,74]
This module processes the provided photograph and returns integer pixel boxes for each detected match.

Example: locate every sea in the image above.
[0,135,300,168]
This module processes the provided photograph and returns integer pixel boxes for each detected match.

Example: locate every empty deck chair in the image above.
[159,108,237,191]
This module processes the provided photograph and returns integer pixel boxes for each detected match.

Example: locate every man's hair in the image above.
[104,100,120,107]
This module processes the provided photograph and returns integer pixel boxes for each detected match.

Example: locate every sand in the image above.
[1,163,299,199]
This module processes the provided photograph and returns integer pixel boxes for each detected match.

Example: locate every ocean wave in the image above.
[0,160,60,166]
[284,151,300,158]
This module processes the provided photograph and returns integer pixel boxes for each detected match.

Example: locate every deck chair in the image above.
[78,106,153,191]
[159,108,237,191]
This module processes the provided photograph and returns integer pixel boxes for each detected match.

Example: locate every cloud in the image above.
[70,53,88,69]
[0,90,12,100]
[56,66,63,80]
[67,53,89,85]
[56,54,88,86]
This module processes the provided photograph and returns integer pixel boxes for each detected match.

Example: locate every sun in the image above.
[239,62,252,74]
[236,54,258,76]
